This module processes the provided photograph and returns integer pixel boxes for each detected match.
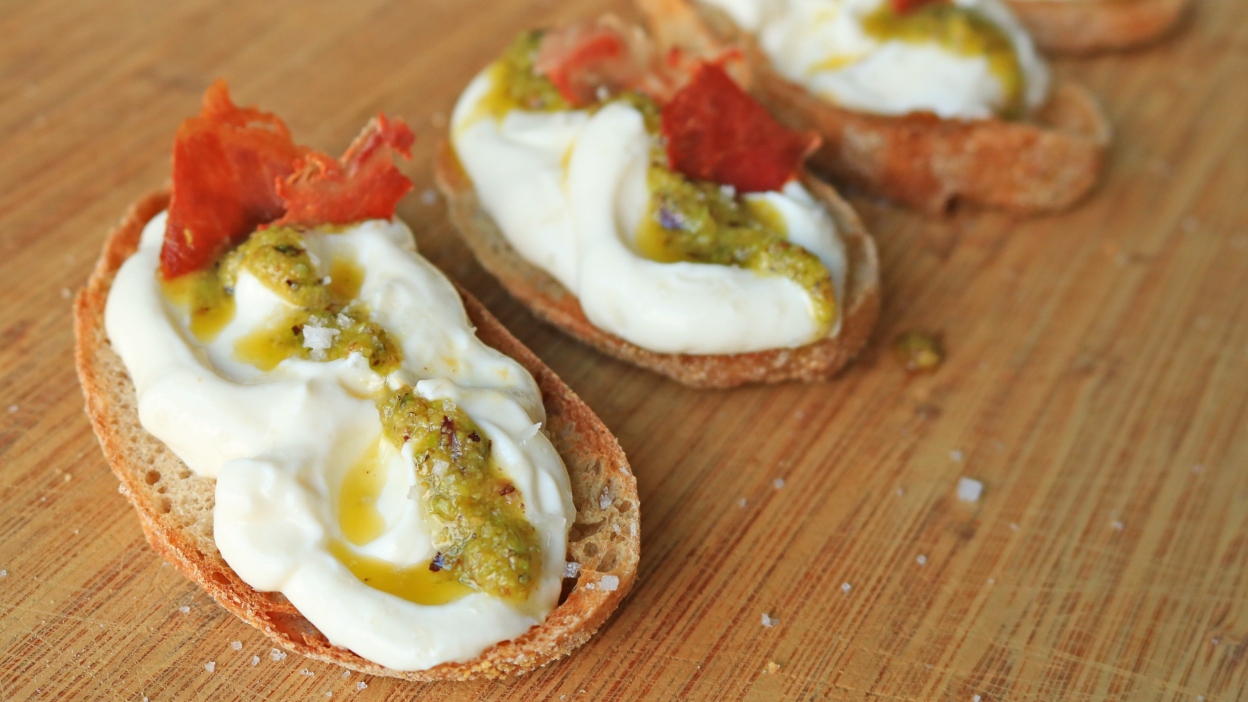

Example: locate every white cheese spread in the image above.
[451,72,848,356]
[702,0,1050,119]
[104,213,575,671]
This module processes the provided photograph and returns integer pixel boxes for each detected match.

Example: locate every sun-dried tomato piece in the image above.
[890,0,948,14]
[271,115,414,228]
[161,80,307,279]
[660,63,817,193]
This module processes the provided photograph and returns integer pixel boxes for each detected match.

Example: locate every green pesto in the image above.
[377,387,540,603]
[862,3,1025,118]
[221,227,403,375]
[481,30,570,117]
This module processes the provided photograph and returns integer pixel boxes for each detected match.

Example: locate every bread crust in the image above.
[1004,0,1192,54]
[434,141,881,389]
[73,189,639,681]
[637,0,1113,214]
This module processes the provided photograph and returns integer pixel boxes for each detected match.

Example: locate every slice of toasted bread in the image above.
[637,0,1113,214]
[73,189,639,681]
[1005,0,1191,54]
[435,142,881,389]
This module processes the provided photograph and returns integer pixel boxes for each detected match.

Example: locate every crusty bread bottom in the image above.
[637,0,1113,214]
[1005,0,1192,54]
[73,190,639,681]
[435,142,881,389]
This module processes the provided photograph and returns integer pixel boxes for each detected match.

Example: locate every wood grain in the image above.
[1,0,1245,700]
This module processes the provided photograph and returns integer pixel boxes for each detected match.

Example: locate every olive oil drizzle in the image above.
[862,2,1026,118]
[159,224,543,605]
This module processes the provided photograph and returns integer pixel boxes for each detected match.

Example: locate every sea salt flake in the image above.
[737,498,747,508]
[302,325,340,351]
[564,562,581,579]
[599,487,613,510]
[764,661,781,674]
[1010,522,1019,531]
[950,450,965,462]
[957,477,984,502]
[270,648,287,661]
[773,478,786,489]
[356,682,368,691]
[520,422,542,445]
[973,695,982,702]
[599,575,620,592]
[301,668,314,676]
[841,582,852,594]
[230,641,242,651]
[761,613,778,627]
[1112,520,1125,531]
[204,661,215,673]
[421,188,439,205]
[7,405,17,413]
[60,288,71,299]
[178,606,190,614]
[251,656,260,666]
[0,570,7,577]
[916,554,927,565]
[342,671,351,678]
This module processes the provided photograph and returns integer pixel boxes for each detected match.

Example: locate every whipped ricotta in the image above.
[451,72,848,356]
[703,0,1050,119]
[105,213,575,671]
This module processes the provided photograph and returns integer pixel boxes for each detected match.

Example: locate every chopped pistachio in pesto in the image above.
[378,387,540,603]
[638,167,837,332]
[479,30,570,118]
[862,3,1025,118]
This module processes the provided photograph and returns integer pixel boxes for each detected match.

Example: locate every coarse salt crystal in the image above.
[737,498,747,508]
[973,695,981,702]
[761,613,778,627]
[599,575,620,592]
[841,582,852,594]
[342,671,351,678]
[300,668,314,676]
[1112,520,1125,531]
[326,692,333,698]
[178,606,190,614]
[564,562,581,579]
[421,189,439,205]
[951,450,965,462]
[251,656,260,666]
[0,570,6,577]
[270,648,287,661]
[519,422,542,445]
[1010,522,1019,531]
[230,641,242,651]
[773,478,785,489]
[916,554,927,565]
[204,661,215,673]
[302,325,340,351]
[957,477,983,502]
[599,488,612,510]
[356,681,368,691]
[7,405,17,413]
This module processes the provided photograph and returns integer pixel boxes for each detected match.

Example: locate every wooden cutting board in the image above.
[1,0,1245,699]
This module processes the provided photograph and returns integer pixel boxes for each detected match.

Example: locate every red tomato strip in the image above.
[660,63,817,193]
[272,115,414,229]
[161,80,306,279]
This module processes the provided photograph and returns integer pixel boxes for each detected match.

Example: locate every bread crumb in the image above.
[564,562,581,579]
[957,477,983,502]
[950,450,964,462]
[421,189,439,206]
[300,668,314,676]
[356,681,368,691]
[599,575,620,592]
[916,554,927,566]
[764,661,781,674]
[178,606,190,614]
[761,613,778,627]
[251,656,259,666]
[894,331,944,372]
[270,648,287,661]
[841,582,852,594]
[230,641,242,651]
[773,478,785,489]
[204,661,215,673]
